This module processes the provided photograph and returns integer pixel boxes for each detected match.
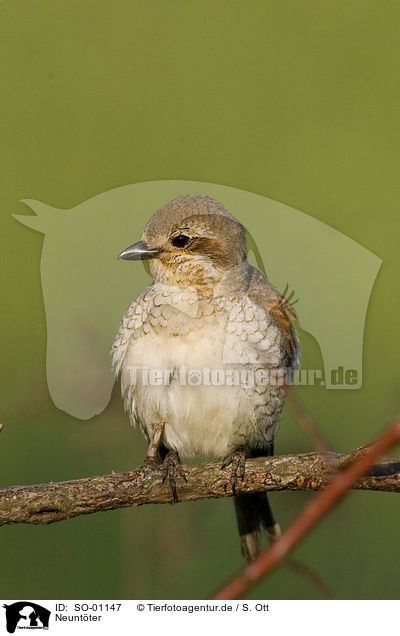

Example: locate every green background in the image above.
[1,0,399,599]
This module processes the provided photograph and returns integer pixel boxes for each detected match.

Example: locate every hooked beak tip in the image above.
[118,240,161,261]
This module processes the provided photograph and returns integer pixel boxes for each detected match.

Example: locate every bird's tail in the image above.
[233,492,281,562]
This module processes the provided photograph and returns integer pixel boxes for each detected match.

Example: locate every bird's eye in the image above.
[171,234,190,248]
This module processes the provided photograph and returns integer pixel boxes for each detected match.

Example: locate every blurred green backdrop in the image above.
[0,0,399,600]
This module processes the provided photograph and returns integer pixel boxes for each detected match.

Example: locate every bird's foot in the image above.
[144,421,165,465]
[221,446,246,494]
[161,450,187,503]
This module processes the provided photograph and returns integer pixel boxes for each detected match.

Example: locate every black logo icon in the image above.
[2,602,50,633]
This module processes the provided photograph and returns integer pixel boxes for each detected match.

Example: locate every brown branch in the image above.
[211,418,400,600]
[0,443,399,526]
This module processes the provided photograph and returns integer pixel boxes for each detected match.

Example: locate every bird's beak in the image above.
[118,240,161,261]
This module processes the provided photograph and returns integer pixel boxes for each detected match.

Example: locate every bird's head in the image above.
[119,195,247,290]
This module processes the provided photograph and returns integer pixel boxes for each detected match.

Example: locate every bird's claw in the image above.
[221,446,246,494]
[161,450,187,503]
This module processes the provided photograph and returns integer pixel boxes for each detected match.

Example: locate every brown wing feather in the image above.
[248,266,300,369]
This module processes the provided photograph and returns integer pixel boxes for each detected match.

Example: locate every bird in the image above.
[112,194,300,561]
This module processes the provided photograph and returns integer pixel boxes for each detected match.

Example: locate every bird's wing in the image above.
[247,266,300,371]
[111,289,150,377]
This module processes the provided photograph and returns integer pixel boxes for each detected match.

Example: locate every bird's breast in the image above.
[120,294,284,458]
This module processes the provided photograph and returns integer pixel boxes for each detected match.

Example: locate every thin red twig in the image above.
[287,388,330,451]
[284,557,333,598]
[212,417,400,600]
